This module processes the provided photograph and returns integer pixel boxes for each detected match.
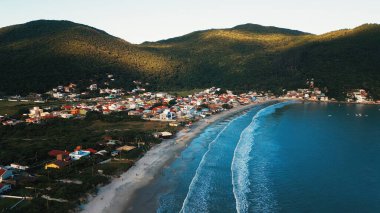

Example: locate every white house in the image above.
[52,92,65,99]
[320,96,329,102]
[69,150,91,160]
[353,89,367,103]
[159,109,176,120]
[60,113,74,119]
[89,84,98,91]
[0,168,12,182]
[155,92,167,98]
[128,103,137,109]
[109,104,120,111]
[10,163,29,171]
[29,107,43,118]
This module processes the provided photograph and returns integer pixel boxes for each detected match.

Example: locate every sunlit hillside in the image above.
[0,20,379,99]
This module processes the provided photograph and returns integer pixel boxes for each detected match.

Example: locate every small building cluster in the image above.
[44,141,137,171]
[280,88,329,101]
[0,164,32,195]
[279,78,330,101]
[45,146,96,169]
[346,89,375,103]
[2,86,273,126]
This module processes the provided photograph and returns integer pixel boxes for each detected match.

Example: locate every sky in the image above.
[1,0,379,44]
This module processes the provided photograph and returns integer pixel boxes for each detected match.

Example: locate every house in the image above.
[45,154,71,169]
[70,108,80,115]
[29,107,43,119]
[26,117,40,124]
[353,89,368,103]
[2,120,22,126]
[95,150,108,156]
[155,92,167,98]
[169,122,180,127]
[10,163,29,171]
[116,145,136,152]
[0,168,13,182]
[111,150,121,157]
[48,150,70,157]
[69,150,91,160]
[52,92,65,99]
[159,109,176,120]
[154,131,173,139]
[45,160,69,169]
[128,110,142,116]
[106,140,120,146]
[60,113,74,119]
[84,148,97,154]
[89,84,98,91]
[0,184,11,194]
[320,96,329,102]
[79,109,88,116]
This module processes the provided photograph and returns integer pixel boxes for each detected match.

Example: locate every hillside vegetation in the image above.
[0,20,179,94]
[0,20,379,99]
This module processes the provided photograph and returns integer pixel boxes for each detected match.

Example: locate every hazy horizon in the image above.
[1,0,380,43]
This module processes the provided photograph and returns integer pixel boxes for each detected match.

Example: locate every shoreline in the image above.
[281,98,380,105]
[81,100,275,213]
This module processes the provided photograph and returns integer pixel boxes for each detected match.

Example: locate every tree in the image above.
[168,99,177,106]
[222,104,232,109]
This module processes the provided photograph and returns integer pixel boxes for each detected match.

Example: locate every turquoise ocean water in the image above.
[128,102,380,213]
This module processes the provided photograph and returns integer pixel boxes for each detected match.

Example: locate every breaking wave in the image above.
[231,102,293,213]
[179,113,248,213]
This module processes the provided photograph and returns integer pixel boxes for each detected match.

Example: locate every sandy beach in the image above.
[81,101,273,213]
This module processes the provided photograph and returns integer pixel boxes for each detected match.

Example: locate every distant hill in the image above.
[0,20,379,99]
[232,23,310,35]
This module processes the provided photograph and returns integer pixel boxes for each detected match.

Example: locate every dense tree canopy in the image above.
[0,20,379,99]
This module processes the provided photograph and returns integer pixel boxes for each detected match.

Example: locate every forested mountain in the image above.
[0,20,379,99]
[0,20,179,94]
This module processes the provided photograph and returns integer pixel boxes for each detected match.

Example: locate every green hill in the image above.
[0,20,179,94]
[0,20,379,99]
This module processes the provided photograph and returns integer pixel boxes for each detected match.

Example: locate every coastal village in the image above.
[1,77,378,126]
[0,77,379,211]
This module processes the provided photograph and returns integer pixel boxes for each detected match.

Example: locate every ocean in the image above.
[127,101,380,213]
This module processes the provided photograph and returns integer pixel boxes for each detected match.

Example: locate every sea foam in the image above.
[180,113,248,213]
[231,102,293,213]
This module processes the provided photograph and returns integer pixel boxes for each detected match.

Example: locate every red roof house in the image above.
[48,150,69,157]
[84,148,97,154]
[0,168,12,182]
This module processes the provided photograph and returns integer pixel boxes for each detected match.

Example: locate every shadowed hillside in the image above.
[0,20,379,99]
[0,20,179,94]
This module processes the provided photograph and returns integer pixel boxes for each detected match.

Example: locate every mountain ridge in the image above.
[0,20,379,99]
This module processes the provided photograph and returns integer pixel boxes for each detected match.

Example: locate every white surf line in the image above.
[231,102,293,213]
[179,111,250,213]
